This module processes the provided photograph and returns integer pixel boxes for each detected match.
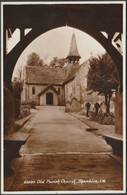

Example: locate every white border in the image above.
[1,1,126,5]
[123,1,126,193]
[1,1,4,194]
[1,1,126,194]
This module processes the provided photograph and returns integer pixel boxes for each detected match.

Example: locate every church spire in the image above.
[67,31,81,63]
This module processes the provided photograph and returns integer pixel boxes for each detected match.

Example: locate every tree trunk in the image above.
[95,107,99,114]
[105,93,112,113]
[106,102,110,113]
[86,108,89,117]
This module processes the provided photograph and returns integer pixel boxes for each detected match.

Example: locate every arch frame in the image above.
[3,4,123,91]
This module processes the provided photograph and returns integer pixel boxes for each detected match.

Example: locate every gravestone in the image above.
[110,101,115,113]
[65,101,71,112]
[100,101,106,112]
[71,97,81,112]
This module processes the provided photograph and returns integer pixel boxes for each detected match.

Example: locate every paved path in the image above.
[5,106,123,192]
[20,106,111,154]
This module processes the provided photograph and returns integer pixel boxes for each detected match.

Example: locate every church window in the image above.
[58,88,60,95]
[32,87,35,94]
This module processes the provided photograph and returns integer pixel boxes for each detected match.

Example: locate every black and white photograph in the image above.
[1,1,126,194]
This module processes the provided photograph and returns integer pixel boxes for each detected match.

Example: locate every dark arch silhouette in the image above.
[46,93,53,105]
[4,4,123,90]
[6,26,122,87]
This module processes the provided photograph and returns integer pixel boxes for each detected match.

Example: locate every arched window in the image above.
[32,87,35,94]
[58,88,60,95]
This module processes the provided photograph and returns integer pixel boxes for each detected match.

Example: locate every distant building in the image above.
[21,32,114,113]
[21,66,66,106]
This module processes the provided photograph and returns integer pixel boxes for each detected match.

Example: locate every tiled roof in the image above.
[25,66,67,85]
[25,59,89,85]
[38,84,58,96]
[64,59,89,84]
[63,64,82,84]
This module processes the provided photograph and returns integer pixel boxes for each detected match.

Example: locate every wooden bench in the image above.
[4,132,30,176]
[102,133,123,157]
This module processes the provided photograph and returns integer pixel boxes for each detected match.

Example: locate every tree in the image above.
[87,52,119,113]
[12,77,23,119]
[49,57,68,68]
[26,52,45,66]
[12,65,23,97]
[12,78,23,94]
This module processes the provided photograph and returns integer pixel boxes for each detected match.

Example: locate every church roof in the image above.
[25,66,67,85]
[25,59,89,86]
[67,32,81,58]
[63,64,82,84]
[38,84,58,96]
[63,59,89,84]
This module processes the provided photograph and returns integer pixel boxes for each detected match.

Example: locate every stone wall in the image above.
[74,60,89,104]
[64,80,74,103]
[64,60,106,112]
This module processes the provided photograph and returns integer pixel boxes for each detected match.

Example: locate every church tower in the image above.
[66,31,81,64]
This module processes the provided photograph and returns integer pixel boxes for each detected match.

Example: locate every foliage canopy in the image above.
[49,57,68,68]
[26,52,45,66]
[87,52,119,113]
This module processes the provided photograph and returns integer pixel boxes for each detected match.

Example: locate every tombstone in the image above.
[71,97,81,112]
[65,101,71,112]
[100,101,106,112]
[110,100,115,113]
[4,85,15,136]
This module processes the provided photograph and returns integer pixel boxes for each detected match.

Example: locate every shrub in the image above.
[89,111,115,125]
[29,101,37,109]
[21,101,29,105]
[19,105,30,119]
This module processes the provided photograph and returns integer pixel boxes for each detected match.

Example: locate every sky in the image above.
[9,26,106,79]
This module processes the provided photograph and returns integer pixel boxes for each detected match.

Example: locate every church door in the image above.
[46,93,53,104]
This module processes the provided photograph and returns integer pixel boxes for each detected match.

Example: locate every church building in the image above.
[21,66,66,106]
[21,31,114,113]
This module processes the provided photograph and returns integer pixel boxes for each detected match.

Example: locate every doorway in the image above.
[46,93,53,104]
